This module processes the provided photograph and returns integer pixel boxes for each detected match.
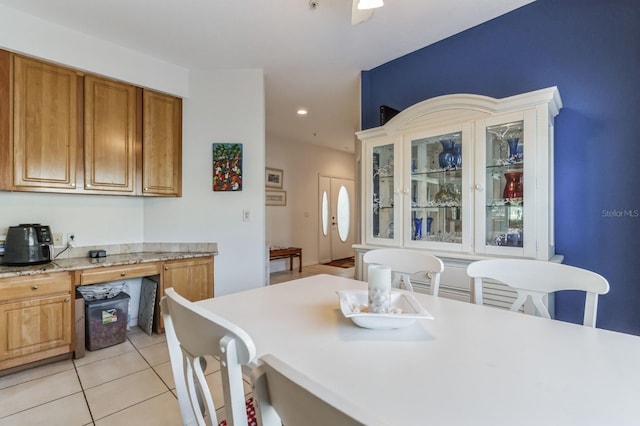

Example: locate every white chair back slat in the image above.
[363,248,444,295]
[161,288,256,426]
[467,259,609,327]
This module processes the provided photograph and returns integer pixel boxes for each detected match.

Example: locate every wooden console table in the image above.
[269,247,302,272]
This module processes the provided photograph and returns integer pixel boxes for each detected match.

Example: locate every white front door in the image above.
[319,176,355,262]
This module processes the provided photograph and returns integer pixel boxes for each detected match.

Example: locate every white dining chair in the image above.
[363,248,444,295]
[466,259,610,327]
[161,287,257,426]
[252,354,378,426]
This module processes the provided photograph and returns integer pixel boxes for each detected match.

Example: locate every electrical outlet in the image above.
[53,233,64,247]
[67,233,76,247]
[243,209,251,222]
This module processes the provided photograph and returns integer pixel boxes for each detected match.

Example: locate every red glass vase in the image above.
[503,172,523,199]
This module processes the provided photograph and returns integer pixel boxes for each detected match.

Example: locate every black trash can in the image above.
[85,292,130,351]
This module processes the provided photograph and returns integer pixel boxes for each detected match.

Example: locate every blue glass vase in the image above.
[414,217,423,240]
[454,143,462,168]
[507,138,520,161]
[438,139,457,169]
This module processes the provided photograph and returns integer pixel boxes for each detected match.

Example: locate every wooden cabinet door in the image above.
[12,55,78,190]
[0,295,72,360]
[0,272,73,370]
[0,50,10,189]
[163,257,213,302]
[142,90,182,196]
[84,75,136,193]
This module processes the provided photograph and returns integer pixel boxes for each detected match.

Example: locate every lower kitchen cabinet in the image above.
[0,272,73,371]
[155,257,214,333]
[162,257,214,302]
[0,255,215,371]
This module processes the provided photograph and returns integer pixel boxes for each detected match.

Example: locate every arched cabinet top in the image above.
[357,86,562,140]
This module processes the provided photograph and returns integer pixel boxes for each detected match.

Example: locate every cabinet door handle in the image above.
[120,272,126,277]
[474,183,484,191]
[32,285,39,290]
[64,298,70,303]
[164,266,169,271]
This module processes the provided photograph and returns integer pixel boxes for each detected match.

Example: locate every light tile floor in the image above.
[0,263,354,425]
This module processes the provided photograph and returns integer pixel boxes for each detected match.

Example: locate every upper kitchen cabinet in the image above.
[0,50,183,197]
[358,87,562,261]
[142,90,182,196]
[84,75,136,193]
[9,54,80,192]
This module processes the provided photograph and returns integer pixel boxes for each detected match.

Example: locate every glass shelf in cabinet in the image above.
[417,233,463,244]
[411,205,452,211]
[413,168,463,177]
[487,198,523,207]
[486,163,523,173]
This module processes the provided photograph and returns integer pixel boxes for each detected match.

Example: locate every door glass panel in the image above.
[372,144,395,239]
[321,191,329,236]
[410,131,462,243]
[337,185,350,242]
[485,121,524,247]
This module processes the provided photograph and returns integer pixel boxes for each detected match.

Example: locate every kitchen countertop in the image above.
[0,250,217,279]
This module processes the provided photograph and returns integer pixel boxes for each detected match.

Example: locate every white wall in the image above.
[0,6,267,295]
[0,5,189,97]
[144,69,265,296]
[266,140,355,270]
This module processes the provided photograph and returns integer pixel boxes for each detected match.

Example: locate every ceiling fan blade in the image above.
[351,0,374,25]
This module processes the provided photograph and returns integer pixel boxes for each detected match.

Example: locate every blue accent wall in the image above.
[362,0,640,334]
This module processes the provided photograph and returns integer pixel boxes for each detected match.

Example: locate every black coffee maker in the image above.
[1,224,53,266]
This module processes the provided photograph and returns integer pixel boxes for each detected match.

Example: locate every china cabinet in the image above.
[356,88,563,306]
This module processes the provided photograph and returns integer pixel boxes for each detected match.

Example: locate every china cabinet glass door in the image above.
[405,125,472,252]
[476,110,536,257]
[366,139,401,245]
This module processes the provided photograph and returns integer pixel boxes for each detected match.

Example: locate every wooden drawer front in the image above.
[80,263,161,285]
[0,273,72,302]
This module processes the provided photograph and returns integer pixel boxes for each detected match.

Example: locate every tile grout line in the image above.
[127,334,175,392]
[72,358,97,426]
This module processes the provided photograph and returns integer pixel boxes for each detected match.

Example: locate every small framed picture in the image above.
[266,189,286,206]
[265,167,284,189]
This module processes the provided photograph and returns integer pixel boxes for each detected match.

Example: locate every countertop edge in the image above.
[0,251,218,279]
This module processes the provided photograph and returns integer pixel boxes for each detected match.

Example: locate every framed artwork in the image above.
[266,189,287,206]
[265,167,284,189]
[213,143,243,191]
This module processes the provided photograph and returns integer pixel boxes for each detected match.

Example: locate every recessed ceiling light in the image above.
[297,109,308,115]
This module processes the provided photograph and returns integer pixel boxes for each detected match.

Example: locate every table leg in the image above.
[298,253,302,273]
[289,256,293,271]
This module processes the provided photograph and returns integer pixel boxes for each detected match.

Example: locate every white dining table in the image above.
[196,274,640,426]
